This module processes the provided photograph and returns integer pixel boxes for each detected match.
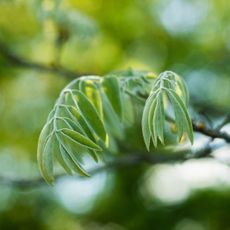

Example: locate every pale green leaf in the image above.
[70,90,107,143]
[58,142,89,177]
[58,128,102,151]
[37,129,54,184]
[166,89,193,143]
[102,76,123,119]
[142,94,155,150]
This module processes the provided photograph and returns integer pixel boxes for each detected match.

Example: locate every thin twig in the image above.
[166,114,230,142]
[192,122,230,142]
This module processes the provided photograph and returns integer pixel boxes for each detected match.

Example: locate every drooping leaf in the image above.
[70,90,107,143]
[102,76,123,119]
[37,125,55,184]
[79,80,103,118]
[58,128,102,151]
[166,89,194,143]
[142,94,155,150]
[37,70,194,184]
[141,71,193,148]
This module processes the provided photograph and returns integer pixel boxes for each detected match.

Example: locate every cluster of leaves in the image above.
[37,70,193,184]
[142,71,193,150]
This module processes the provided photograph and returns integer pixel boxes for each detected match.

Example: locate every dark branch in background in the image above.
[0,40,90,79]
[0,146,212,189]
[193,122,230,142]
[0,122,228,189]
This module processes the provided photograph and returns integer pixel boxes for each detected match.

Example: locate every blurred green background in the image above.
[0,0,230,229]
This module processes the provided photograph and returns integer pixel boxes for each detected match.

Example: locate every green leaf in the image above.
[172,97,184,141]
[56,132,90,176]
[56,116,83,133]
[141,70,193,148]
[79,80,103,118]
[58,128,102,151]
[142,103,151,150]
[70,90,107,143]
[58,142,89,177]
[100,90,123,139]
[102,76,123,119]
[157,93,165,144]
[37,125,54,184]
[68,105,98,142]
[142,94,155,150]
[166,89,193,143]
[151,97,159,147]
[176,75,189,106]
[53,136,72,175]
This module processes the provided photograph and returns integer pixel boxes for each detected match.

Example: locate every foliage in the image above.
[1,0,230,229]
[37,70,193,183]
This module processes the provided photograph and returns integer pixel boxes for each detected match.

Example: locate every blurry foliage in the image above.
[0,0,230,229]
[0,1,40,41]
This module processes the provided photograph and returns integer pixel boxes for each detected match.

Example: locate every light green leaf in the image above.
[79,80,103,118]
[58,128,102,151]
[70,90,107,143]
[157,93,165,144]
[37,127,54,184]
[102,76,123,119]
[166,89,193,143]
[53,136,72,175]
[58,142,89,177]
[151,98,160,147]
[176,75,189,106]
[68,105,98,142]
[142,94,155,150]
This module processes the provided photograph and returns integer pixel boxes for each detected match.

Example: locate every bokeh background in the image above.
[0,0,230,229]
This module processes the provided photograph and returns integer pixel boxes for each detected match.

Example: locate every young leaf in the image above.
[166,89,194,143]
[142,94,156,150]
[102,76,123,119]
[58,142,90,177]
[79,80,103,118]
[71,90,107,143]
[37,132,54,184]
[58,128,102,151]
[141,71,194,149]
[53,136,72,175]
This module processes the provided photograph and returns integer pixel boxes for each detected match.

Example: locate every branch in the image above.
[166,114,230,142]
[0,41,89,79]
[0,141,223,189]
[0,116,229,189]
[193,122,230,142]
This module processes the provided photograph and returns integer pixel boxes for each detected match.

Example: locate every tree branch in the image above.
[0,140,224,189]
[0,41,89,79]
[192,122,230,142]
[166,114,230,142]
[0,117,229,189]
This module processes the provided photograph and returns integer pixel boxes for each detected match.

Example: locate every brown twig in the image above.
[192,122,230,142]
